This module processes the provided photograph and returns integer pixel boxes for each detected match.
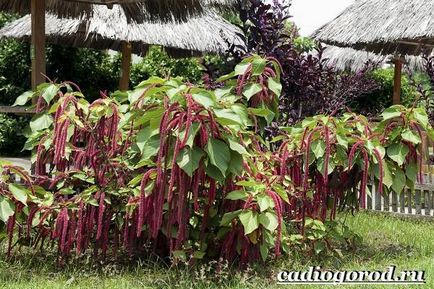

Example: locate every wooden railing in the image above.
[366,133,434,218]
[366,183,434,217]
[0,106,35,115]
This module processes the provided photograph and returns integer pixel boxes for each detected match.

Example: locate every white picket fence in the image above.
[366,135,434,218]
[366,175,434,218]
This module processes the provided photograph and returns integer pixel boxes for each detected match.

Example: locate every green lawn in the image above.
[0,211,433,289]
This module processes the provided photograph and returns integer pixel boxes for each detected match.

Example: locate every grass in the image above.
[0,211,433,289]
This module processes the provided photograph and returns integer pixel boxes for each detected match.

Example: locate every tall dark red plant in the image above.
[232,0,379,127]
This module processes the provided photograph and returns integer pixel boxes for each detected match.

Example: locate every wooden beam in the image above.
[31,0,46,93]
[119,41,132,91]
[393,58,402,105]
[396,40,434,48]
[0,106,36,115]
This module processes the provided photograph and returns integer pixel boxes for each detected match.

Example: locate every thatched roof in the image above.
[0,0,239,23]
[312,0,434,56]
[322,46,386,72]
[0,5,244,56]
[322,46,432,72]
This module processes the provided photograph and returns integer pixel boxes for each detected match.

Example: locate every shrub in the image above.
[419,55,434,122]
[1,56,284,264]
[352,68,419,115]
[0,114,28,156]
[130,46,204,86]
[46,45,120,102]
[0,55,431,267]
[0,39,31,106]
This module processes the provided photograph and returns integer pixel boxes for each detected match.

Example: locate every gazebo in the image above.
[312,0,434,104]
[0,6,243,90]
[0,0,238,89]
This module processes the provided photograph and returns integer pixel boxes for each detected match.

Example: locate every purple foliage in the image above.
[419,55,434,123]
[237,0,379,126]
[425,55,434,87]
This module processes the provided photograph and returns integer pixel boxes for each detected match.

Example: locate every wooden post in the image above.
[391,191,397,212]
[31,0,46,93]
[374,184,381,211]
[399,191,405,213]
[383,192,389,212]
[424,190,431,216]
[119,41,132,91]
[415,189,422,215]
[392,58,402,105]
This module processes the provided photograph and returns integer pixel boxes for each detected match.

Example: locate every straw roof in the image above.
[322,46,386,72]
[322,46,432,72]
[0,0,239,23]
[312,0,434,56]
[0,5,244,56]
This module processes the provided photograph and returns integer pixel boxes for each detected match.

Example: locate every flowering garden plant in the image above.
[0,55,432,265]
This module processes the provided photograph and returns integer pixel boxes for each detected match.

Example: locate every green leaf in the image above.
[387,143,409,166]
[8,183,29,205]
[226,190,248,201]
[268,77,282,97]
[215,87,232,99]
[311,140,326,159]
[234,62,251,76]
[242,83,262,101]
[378,160,393,188]
[216,71,236,82]
[178,123,200,148]
[42,84,59,104]
[136,126,159,153]
[259,212,278,232]
[228,151,244,176]
[381,107,402,120]
[176,147,204,177]
[413,108,429,128]
[205,164,225,182]
[192,91,216,109]
[228,139,249,155]
[274,185,290,203]
[140,135,160,161]
[231,104,251,126]
[128,88,146,104]
[249,107,275,124]
[128,174,144,187]
[257,195,274,212]
[220,210,241,226]
[136,76,165,87]
[317,157,335,177]
[139,108,164,127]
[401,129,421,144]
[239,210,259,235]
[206,138,230,176]
[336,133,348,148]
[214,108,244,126]
[251,57,266,76]
[0,196,15,223]
[260,244,269,262]
[406,162,418,183]
[391,167,406,194]
[30,114,53,132]
[167,85,187,99]
[13,91,34,106]
[236,180,260,187]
